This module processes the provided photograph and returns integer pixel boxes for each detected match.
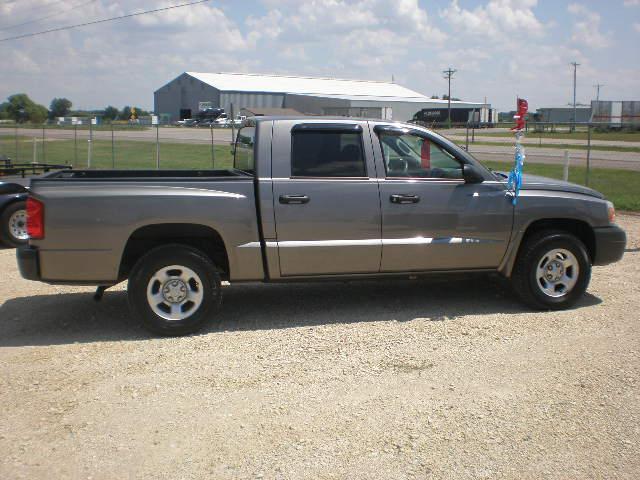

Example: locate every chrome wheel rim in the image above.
[146,265,204,321]
[535,248,579,298]
[8,209,28,241]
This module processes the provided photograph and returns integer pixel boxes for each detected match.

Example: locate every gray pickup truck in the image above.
[17,117,626,335]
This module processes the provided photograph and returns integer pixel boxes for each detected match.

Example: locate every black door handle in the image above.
[390,194,420,204]
[279,194,310,204]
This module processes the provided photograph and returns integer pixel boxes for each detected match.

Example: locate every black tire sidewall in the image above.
[128,246,221,336]
[1,201,28,248]
[525,234,591,309]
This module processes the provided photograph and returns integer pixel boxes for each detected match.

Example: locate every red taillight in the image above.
[26,197,44,239]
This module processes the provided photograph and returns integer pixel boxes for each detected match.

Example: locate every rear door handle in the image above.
[279,194,310,204]
[390,194,420,204]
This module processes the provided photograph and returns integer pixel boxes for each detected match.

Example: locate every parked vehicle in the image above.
[17,117,626,335]
[213,114,245,128]
[195,119,216,128]
[214,113,229,127]
[0,161,71,248]
[233,115,247,126]
[0,181,28,247]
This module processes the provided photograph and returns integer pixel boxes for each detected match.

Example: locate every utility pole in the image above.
[593,83,604,102]
[443,67,456,129]
[570,61,580,132]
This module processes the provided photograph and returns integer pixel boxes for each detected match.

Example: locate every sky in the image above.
[0,0,639,112]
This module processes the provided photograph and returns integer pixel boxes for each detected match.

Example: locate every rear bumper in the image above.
[593,225,626,266]
[16,246,41,281]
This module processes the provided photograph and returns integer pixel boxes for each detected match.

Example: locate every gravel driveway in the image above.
[1,216,639,479]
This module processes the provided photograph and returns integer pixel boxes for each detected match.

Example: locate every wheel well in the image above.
[0,197,27,214]
[521,218,596,262]
[119,224,229,280]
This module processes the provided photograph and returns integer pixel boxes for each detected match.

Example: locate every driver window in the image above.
[378,132,463,179]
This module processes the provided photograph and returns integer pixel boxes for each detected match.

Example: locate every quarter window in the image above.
[234,126,255,173]
[291,131,366,177]
[378,132,463,179]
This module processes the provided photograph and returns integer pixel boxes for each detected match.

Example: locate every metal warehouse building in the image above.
[154,72,492,123]
[536,106,592,123]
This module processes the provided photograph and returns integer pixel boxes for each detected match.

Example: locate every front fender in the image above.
[498,190,609,277]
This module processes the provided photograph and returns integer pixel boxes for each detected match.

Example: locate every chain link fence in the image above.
[0,123,236,170]
[1,120,638,210]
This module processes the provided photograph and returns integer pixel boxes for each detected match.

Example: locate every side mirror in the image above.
[463,164,484,184]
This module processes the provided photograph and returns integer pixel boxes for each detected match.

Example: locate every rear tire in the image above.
[127,244,222,336]
[1,201,28,248]
[511,230,591,310]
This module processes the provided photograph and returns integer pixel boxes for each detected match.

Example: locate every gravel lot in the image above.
[1,216,639,479]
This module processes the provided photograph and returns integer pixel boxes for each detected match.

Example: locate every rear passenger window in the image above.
[234,126,255,174]
[291,131,366,177]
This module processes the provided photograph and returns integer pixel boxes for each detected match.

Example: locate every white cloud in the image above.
[248,0,447,67]
[0,0,637,114]
[623,0,640,6]
[440,0,546,41]
[567,3,612,49]
[0,0,255,108]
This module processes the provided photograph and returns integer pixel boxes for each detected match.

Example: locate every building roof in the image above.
[294,92,485,106]
[186,72,430,100]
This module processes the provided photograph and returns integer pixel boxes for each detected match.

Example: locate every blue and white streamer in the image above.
[507,131,525,205]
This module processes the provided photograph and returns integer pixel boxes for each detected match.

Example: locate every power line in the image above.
[0,0,210,42]
[0,0,97,32]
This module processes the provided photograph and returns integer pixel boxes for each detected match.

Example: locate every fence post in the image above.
[563,150,570,181]
[73,124,77,165]
[42,126,45,163]
[585,124,592,187]
[230,102,235,143]
[111,123,115,169]
[155,124,160,169]
[210,125,215,168]
[465,122,469,151]
[32,137,37,163]
[87,119,93,168]
[14,123,19,162]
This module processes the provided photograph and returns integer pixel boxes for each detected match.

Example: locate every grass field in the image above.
[0,124,150,132]
[483,160,640,212]
[1,135,638,211]
[465,140,640,153]
[0,136,234,169]
[472,130,640,142]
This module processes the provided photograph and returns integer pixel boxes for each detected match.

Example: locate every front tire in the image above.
[512,230,591,310]
[128,244,222,336]
[1,201,28,248]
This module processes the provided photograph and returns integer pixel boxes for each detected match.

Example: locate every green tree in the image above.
[119,106,132,121]
[0,101,8,120]
[49,97,72,118]
[5,93,48,123]
[103,105,119,121]
[133,106,149,117]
